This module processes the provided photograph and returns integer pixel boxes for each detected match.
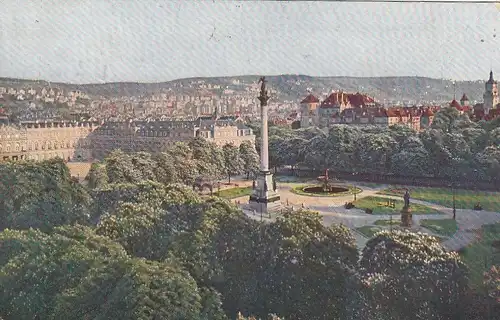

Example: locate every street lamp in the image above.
[452,182,456,220]
[352,171,357,201]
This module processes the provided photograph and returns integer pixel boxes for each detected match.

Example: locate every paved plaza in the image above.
[231,177,500,251]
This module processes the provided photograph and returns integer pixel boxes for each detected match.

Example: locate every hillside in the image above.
[0,75,487,103]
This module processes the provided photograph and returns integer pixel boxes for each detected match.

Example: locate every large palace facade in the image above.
[0,117,255,162]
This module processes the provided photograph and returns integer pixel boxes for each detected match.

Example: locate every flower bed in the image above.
[290,184,362,197]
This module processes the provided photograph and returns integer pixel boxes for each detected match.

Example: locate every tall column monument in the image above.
[249,77,281,214]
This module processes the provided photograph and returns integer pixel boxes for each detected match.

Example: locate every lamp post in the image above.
[452,183,456,220]
[352,171,357,201]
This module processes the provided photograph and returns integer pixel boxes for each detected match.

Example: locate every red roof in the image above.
[301,94,320,104]
[347,92,375,107]
[460,94,469,101]
[450,99,463,110]
[321,92,350,108]
[422,108,434,117]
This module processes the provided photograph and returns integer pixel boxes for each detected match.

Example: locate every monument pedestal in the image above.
[249,171,281,215]
[400,206,413,228]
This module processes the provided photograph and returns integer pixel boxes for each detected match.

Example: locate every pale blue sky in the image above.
[0,0,499,83]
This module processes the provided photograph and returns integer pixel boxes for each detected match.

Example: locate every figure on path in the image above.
[404,190,411,208]
[252,180,256,190]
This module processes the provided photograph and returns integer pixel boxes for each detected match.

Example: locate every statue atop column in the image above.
[248,76,281,214]
[258,77,270,106]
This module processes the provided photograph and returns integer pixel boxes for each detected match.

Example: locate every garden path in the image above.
[230,178,500,252]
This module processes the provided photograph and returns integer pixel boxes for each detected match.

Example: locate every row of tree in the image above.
[0,158,499,319]
[249,107,500,184]
[87,138,260,190]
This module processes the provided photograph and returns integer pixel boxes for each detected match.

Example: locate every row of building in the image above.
[0,116,255,162]
[299,71,499,130]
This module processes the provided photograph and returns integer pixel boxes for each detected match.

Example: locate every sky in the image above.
[0,0,499,84]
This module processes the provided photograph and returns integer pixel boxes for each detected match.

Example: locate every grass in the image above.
[353,196,443,215]
[420,219,458,237]
[379,186,500,212]
[214,186,253,199]
[374,219,400,226]
[357,226,384,238]
[460,223,500,289]
[274,175,312,183]
[290,184,362,197]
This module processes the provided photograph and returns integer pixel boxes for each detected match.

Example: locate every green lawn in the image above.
[214,187,253,199]
[357,226,384,238]
[379,186,500,212]
[460,223,500,289]
[353,196,443,215]
[374,219,400,226]
[291,184,362,197]
[420,219,458,237]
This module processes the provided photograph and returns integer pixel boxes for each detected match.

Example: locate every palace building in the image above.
[0,119,98,162]
[0,116,255,162]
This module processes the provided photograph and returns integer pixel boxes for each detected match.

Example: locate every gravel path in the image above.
[230,178,500,252]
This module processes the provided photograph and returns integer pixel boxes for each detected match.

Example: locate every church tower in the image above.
[483,70,499,114]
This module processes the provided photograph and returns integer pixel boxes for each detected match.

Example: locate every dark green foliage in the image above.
[0,158,92,231]
[0,226,224,320]
[360,231,470,320]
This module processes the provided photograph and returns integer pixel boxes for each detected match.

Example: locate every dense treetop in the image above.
[1,107,500,319]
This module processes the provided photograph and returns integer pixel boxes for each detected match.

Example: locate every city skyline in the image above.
[1,0,499,84]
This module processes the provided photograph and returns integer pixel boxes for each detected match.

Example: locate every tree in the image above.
[96,182,202,260]
[484,265,500,303]
[252,210,359,319]
[189,137,226,179]
[0,226,227,320]
[360,231,469,320]
[431,107,461,133]
[0,159,93,231]
[223,143,243,183]
[85,162,108,189]
[104,149,143,184]
[354,132,396,174]
[239,140,260,179]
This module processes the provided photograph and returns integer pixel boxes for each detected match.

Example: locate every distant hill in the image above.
[0,75,487,104]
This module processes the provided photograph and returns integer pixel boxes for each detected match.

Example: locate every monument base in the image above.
[400,206,413,228]
[248,171,281,215]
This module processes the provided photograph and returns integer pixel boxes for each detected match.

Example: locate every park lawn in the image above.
[353,196,443,215]
[419,219,458,237]
[460,223,500,289]
[215,187,253,199]
[374,219,400,226]
[379,186,500,212]
[357,226,384,238]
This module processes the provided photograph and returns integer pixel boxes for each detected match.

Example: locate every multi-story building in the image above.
[90,117,254,159]
[0,116,255,162]
[0,119,98,162]
[329,106,427,131]
[300,91,378,128]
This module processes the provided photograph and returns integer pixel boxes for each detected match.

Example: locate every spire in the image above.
[487,70,496,85]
